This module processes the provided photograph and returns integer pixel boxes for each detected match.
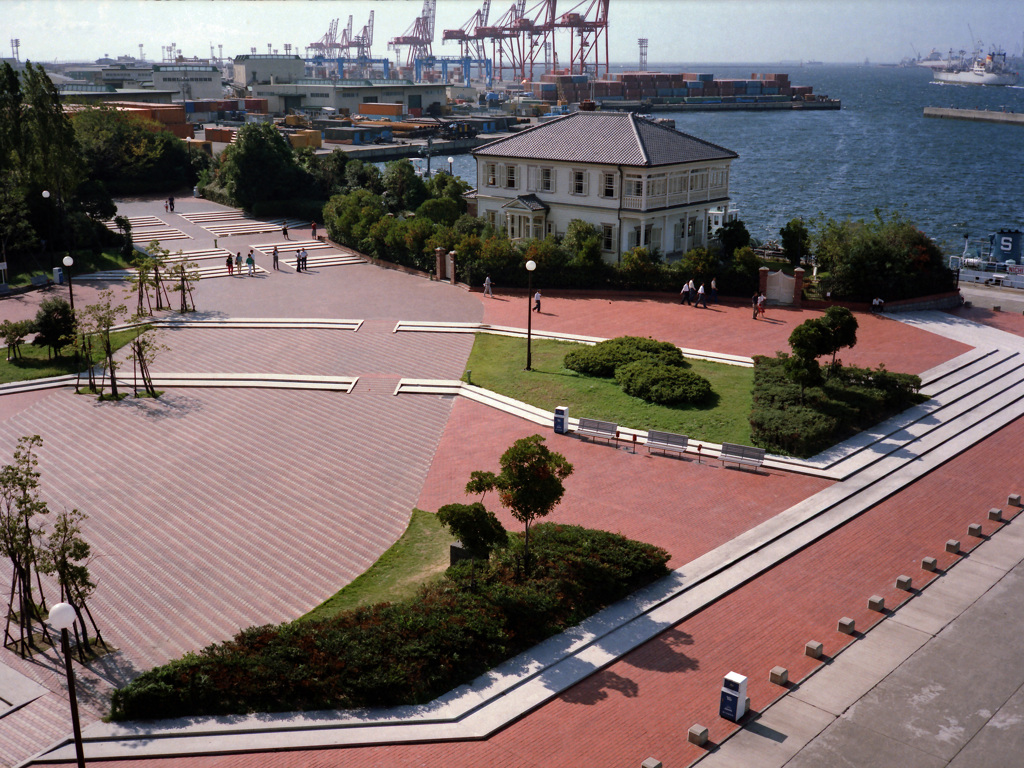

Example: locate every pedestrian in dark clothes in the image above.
[282,223,289,240]
[272,246,279,270]
[226,255,233,275]
[752,291,759,319]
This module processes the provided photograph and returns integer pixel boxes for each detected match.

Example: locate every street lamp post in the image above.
[447,156,454,175]
[48,603,86,768]
[63,255,75,312]
[42,189,53,271]
[525,259,537,370]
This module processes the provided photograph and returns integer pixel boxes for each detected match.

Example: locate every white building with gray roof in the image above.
[472,111,738,261]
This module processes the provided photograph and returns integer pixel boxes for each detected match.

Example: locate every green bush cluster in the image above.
[564,336,686,378]
[109,523,670,721]
[616,361,713,405]
[563,336,712,406]
[750,355,923,457]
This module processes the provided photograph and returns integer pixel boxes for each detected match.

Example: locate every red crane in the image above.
[481,0,556,83]
[442,0,491,61]
[557,0,610,77]
[308,18,342,58]
[389,0,437,69]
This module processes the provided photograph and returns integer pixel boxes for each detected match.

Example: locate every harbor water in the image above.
[445,64,1024,254]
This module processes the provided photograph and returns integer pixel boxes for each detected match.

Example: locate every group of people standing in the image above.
[226,250,258,276]
[680,278,716,308]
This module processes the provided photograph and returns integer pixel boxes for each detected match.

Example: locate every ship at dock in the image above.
[933,50,1019,86]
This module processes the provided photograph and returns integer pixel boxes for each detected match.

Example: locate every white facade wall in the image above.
[250,83,446,115]
[474,157,732,261]
[153,68,222,100]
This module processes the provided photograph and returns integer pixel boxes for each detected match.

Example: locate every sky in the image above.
[3,0,1023,66]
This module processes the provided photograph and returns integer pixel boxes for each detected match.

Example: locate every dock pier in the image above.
[923,107,1024,126]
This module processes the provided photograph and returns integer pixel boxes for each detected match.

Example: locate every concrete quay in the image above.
[923,106,1024,126]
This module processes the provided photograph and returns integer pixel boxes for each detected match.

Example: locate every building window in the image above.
[625,175,643,197]
[601,224,616,252]
[539,167,553,192]
[485,163,497,187]
[571,169,588,196]
[601,172,616,198]
[710,168,727,187]
[505,164,517,189]
[646,174,666,197]
[668,173,686,195]
[486,210,497,227]
[689,170,708,191]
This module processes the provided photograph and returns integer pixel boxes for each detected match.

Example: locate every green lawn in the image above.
[302,509,456,621]
[1,328,143,384]
[8,248,130,287]
[466,334,755,444]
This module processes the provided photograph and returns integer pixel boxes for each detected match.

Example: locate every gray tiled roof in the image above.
[501,194,549,212]
[473,111,737,167]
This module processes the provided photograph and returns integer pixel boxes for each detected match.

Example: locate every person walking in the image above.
[697,282,706,307]
[758,292,767,318]
[688,279,696,306]
[168,196,174,212]
[483,275,493,297]
[282,222,289,240]
[533,290,542,313]
[164,199,169,213]
[311,221,318,240]
[235,252,242,275]
[752,291,759,319]
[246,252,255,276]
[272,246,279,270]
[295,249,303,272]
[710,277,718,305]
[226,255,233,275]
[681,281,690,305]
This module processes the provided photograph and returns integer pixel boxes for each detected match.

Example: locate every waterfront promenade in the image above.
[1,197,1022,768]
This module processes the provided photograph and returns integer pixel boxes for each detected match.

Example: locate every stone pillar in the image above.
[435,247,447,281]
[758,266,769,295]
[793,267,805,308]
[447,250,457,284]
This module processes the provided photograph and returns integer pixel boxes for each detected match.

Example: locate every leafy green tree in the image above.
[425,172,470,214]
[81,290,127,399]
[324,188,386,249]
[415,197,461,227]
[32,296,75,358]
[819,306,858,369]
[562,219,603,268]
[219,122,307,209]
[383,159,428,213]
[0,435,50,654]
[780,218,811,267]
[465,435,573,577]
[1,319,32,361]
[436,501,508,587]
[342,158,384,195]
[127,328,167,397]
[0,175,36,267]
[0,62,26,177]
[717,218,751,258]
[674,245,718,285]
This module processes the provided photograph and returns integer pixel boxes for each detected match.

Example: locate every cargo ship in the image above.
[933,51,1019,86]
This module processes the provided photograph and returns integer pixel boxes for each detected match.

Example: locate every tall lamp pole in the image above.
[525,259,536,370]
[48,603,86,768]
[63,255,75,312]
[447,156,454,175]
[42,189,53,271]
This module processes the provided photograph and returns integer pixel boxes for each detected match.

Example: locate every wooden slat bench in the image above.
[576,417,619,445]
[719,442,766,471]
[646,430,689,457]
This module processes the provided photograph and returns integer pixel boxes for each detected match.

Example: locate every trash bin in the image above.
[53,267,63,285]
[554,406,568,434]
[719,671,747,721]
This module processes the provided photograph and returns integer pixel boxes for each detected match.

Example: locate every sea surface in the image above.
[444,64,1024,254]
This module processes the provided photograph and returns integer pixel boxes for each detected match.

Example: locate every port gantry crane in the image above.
[307,12,385,80]
[389,0,437,69]
[442,0,491,75]
[557,0,610,77]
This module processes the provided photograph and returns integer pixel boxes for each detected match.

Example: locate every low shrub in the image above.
[615,360,713,405]
[109,523,669,721]
[563,336,686,378]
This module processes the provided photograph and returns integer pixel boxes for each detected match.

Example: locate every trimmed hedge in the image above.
[564,336,687,378]
[750,355,922,457]
[615,361,713,405]
[109,523,670,720]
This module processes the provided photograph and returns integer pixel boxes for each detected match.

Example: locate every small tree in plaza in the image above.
[127,240,170,316]
[466,435,573,577]
[780,218,811,267]
[0,436,51,654]
[1,319,33,361]
[166,256,200,314]
[32,296,75,358]
[126,328,166,398]
[81,290,127,399]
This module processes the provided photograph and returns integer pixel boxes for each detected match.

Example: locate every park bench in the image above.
[30,275,51,290]
[719,443,766,471]
[0,283,11,297]
[646,430,689,457]
[575,417,619,446]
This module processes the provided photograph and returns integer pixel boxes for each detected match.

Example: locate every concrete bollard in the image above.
[868,595,885,612]
[687,725,709,747]
[1008,494,1021,507]
[922,557,938,572]
[838,617,856,635]
[993,305,1001,312]
[968,523,983,538]
[946,539,961,554]
[770,666,789,686]
[805,640,823,659]
[989,508,1003,522]
[642,759,664,768]
[897,575,913,591]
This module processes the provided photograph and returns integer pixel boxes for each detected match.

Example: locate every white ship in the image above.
[933,51,1019,86]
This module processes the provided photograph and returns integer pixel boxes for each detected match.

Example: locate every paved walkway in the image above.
[3,195,1022,768]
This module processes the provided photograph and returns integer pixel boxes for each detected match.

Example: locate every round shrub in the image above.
[615,360,713,405]
[564,335,686,377]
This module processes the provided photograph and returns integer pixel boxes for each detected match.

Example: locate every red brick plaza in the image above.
[2,196,1022,768]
